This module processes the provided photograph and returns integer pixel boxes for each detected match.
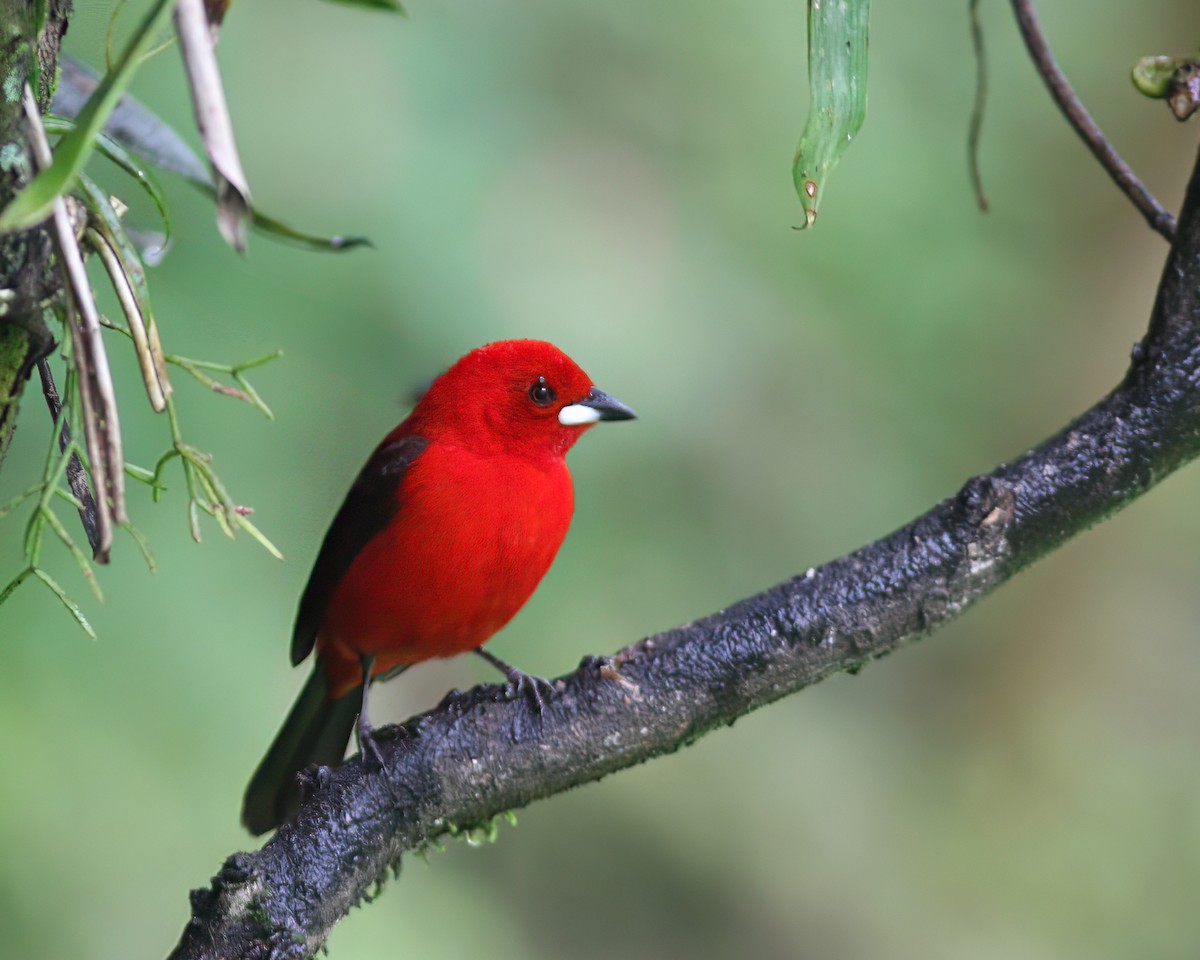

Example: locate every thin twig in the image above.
[1010,0,1176,241]
[22,83,124,558]
[36,359,101,556]
[968,0,989,212]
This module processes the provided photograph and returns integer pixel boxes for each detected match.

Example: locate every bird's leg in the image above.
[475,648,557,713]
[356,654,387,770]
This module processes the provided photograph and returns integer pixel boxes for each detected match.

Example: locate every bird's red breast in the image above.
[316,439,575,697]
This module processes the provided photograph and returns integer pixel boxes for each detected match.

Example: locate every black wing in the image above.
[290,434,429,666]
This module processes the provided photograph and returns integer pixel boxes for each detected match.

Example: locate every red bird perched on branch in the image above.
[242,340,636,834]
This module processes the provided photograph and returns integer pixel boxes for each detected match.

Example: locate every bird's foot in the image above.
[356,716,388,771]
[355,654,390,770]
[502,667,558,713]
[475,648,557,713]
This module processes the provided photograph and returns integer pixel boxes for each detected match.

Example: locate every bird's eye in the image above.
[528,376,556,406]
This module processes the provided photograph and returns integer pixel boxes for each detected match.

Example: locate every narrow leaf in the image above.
[125,461,167,489]
[32,568,98,640]
[45,115,174,243]
[320,0,405,12]
[53,55,212,183]
[0,567,34,609]
[0,485,43,521]
[232,371,273,420]
[90,131,173,242]
[792,0,871,228]
[236,514,283,560]
[122,519,158,573]
[52,56,372,253]
[187,495,203,542]
[43,507,104,601]
[236,204,373,252]
[77,175,162,337]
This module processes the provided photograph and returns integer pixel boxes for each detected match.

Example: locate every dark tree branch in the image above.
[169,140,1200,959]
[1010,0,1177,241]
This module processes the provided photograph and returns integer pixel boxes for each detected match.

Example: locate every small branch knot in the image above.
[220,853,255,884]
[954,475,1017,534]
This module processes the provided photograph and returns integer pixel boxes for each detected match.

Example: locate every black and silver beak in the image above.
[559,387,637,426]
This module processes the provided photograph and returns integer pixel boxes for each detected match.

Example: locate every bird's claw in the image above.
[502,668,557,713]
[357,717,387,771]
[474,648,557,713]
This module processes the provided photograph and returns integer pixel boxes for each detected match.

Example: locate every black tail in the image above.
[241,664,360,835]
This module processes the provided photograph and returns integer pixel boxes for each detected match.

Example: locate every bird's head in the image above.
[414,340,636,458]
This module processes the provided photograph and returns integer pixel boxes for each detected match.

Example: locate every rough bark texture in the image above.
[0,0,71,471]
[168,140,1200,960]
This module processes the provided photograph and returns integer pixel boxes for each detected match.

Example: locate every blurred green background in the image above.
[2,1,1199,957]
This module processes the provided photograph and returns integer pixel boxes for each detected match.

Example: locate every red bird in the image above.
[242,340,635,834]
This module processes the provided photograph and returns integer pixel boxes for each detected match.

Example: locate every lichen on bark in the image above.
[0,0,71,473]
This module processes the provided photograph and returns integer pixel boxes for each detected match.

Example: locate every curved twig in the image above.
[1010,0,1177,240]
[169,140,1200,959]
[968,0,990,212]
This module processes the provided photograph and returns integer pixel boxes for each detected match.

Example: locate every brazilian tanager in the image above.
[242,340,635,834]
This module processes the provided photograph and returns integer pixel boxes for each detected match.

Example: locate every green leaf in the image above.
[320,0,405,12]
[0,567,34,610]
[0,0,177,233]
[157,349,280,417]
[32,568,97,640]
[124,461,166,489]
[45,115,173,244]
[238,204,373,253]
[43,506,103,602]
[792,0,871,228]
[236,514,283,561]
[122,519,157,574]
[54,56,211,183]
[77,173,155,327]
[52,56,372,253]
[0,484,42,521]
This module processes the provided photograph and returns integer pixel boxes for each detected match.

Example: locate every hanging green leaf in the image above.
[792,0,871,228]
[51,56,372,253]
[234,204,373,253]
[54,56,211,183]
[0,0,176,233]
[32,567,97,640]
[46,116,173,245]
[320,0,405,13]
[77,172,155,329]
